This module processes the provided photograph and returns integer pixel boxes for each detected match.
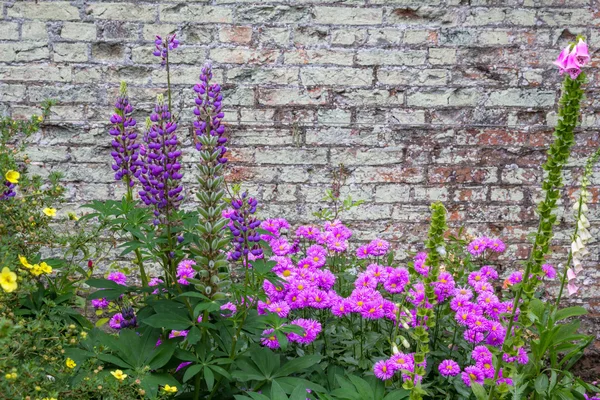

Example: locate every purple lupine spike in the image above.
[193,62,228,164]
[227,192,262,261]
[153,34,179,66]
[109,82,143,186]
[138,95,184,223]
[0,181,16,200]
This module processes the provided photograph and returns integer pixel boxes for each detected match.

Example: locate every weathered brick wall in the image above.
[2,0,600,356]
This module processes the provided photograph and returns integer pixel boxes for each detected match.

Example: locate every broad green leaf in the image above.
[555,306,587,322]
[143,314,192,330]
[471,383,487,400]
[348,374,374,399]
[274,355,321,378]
[270,380,287,400]
[204,366,215,391]
[96,354,132,369]
[95,317,109,327]
[535,374,549,395]
[290,384,309,400]
[183,364,203,383]
[383,390,410,400]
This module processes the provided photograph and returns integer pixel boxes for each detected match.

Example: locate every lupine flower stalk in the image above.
[488,37,590,400]
[138,94,184,224]
[109,81,142,188]
[228,193,263,263]
[193,63,231,299]
[0,181,16,200]
[153,34,179,114]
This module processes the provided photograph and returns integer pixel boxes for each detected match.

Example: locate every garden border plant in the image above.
[1,32,600,400]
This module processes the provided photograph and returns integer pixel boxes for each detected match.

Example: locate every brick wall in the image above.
[1,0,600,353]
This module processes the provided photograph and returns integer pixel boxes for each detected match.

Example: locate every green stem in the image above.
[125,182,148,287]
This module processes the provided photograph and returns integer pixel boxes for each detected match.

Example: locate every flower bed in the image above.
[0,34,599,400]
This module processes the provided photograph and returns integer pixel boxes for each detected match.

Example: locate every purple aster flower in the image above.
[390,353,414,371]
[413,252,429,276]
[367,239,390,257]
[261,329,280,349]
[464,329,484,344]
[480,265,499,280]
[488,238,506,253]
[472,346,493,364]
[356,245,370,259]
[296,225,320,240]
[354,272,378,289]
[107,271,127,286]
[454,286,474,300]
[506,271,523,286]
[287,318,321,345]
[306,245,327,268]
[138,95,184,223]
[373,359,395,381]
[478,360,495,378]
[148,277,165,294]
[109,82,142,185]
[467,238,487,256]
[462,366,484,387]
[468,270,487,287]
[176,259,196,285]
[271,238,292,256]
[331,299,352,317]
[327,237,348,253]
[542,264,557,279]
[153,34,179,66]
[91,298,110,309]
[384,267,410,294]
[109,313,124,330]
[267,301,290,318]
[438,359,461,376]
[193,62,227,164]
[517,347,529,365]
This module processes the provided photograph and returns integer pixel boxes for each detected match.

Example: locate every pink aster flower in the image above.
[107,271,127,285]
[271,238,292,256]
[506,271,523,285]
[287,318,321,345]
[331,299,351,317]
[267,301,291,318]
[327,238,348,253]
[462,366,484,387]
[354,272,378,289]
[366,264,389,282]
[488,238,505,253]
[480,265,499,280]
[261,328,280,349]
[361,301,385,319]
[467,238,487,256]
[176,259,196,285]
[413,252,429,276]
[468,270,487,287]
[367,239,390,257]
[478,360,495,379]
[542,264,557,279]
[314,269,336,290]
[148,277,165,295]
[438,359,460,377]
[297,257,316,270]
[356,245,370,259]
[306,245,327,268]
[296,225,320,240]
[109,313,124,330]
[373,359,395,380]
[390,353,414,371]
[464,329,484,344]
[472,346,493,364]
[516,347,529,365]
[384,268,409,294]
[92,298,110,309]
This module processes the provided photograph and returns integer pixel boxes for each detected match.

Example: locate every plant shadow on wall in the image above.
[0,33,599,400]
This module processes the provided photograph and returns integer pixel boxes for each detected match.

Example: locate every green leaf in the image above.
[95,317,109,327]
[270,380,288,400]
[383,390,410,400]
[86,278,124,290]
[555,306,587,322]
[290,384,309,400]
[143,314,192,330]
[274,355,321,378]
[535,374,549,395]
[183,364,203,383]
[471,383,487,400]
[96,354,133,369]
[148,340,177,370]
[348,374,374,399]
[204,366,215,391]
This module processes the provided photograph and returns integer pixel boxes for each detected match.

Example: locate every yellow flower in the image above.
[66,358,76,369]
[5,372,17,379]
[110,369,128,381]
[0,267,18,293]
[43,207,57,217]
[18,255,32,269]
[40,262,52,274]
[163,384,178,393]
[31,264,44,276]
[5,170,19,184]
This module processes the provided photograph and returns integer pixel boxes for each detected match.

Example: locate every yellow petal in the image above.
[5,170,19,184]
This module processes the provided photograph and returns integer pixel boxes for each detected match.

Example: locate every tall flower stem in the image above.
[125,180,148,287]
[488,72,586,400]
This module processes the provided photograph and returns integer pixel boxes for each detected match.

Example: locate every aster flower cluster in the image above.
[228,193,262,262]
[109,82,142,185]
[467,237,506,257]
[373,352,427,383]
[176,259,196,285]
[138,95,184,223]
[193,62,227,164]
[153,34,179,66]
